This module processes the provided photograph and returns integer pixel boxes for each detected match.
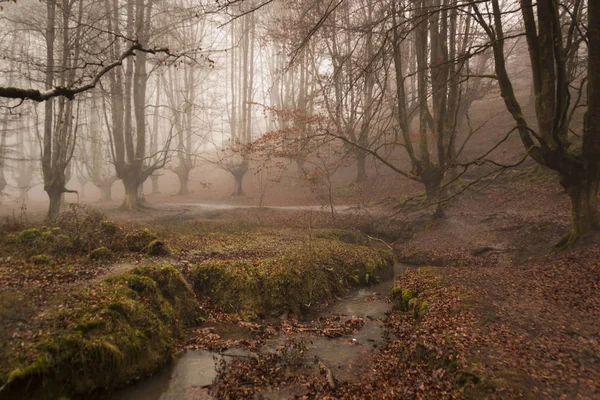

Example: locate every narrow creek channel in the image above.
[108,263,408,400]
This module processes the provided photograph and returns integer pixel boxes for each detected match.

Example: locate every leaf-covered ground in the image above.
[0,208,393,399]
[1,165,599,399]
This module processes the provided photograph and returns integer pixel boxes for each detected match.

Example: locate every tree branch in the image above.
[0,42,172,103]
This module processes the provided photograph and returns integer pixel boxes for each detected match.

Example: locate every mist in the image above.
[0,1,598,399]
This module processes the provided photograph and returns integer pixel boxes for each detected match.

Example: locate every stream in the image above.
[108,263,407,400]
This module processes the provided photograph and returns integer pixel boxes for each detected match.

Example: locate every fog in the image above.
[1,1,599,399]
[2,0,580,219]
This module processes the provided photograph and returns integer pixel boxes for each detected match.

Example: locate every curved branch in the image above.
[0,43,172,103]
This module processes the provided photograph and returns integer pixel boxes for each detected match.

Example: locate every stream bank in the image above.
[109,263,408,400]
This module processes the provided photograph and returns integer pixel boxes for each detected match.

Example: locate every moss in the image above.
[391,286,416,311]
[90,246,113,261]
[124,229,158,252]
[0,264,203,400]
[402,288,414,303]
[18,228,42,244]
[189,240,393,318]
[146,240,172,257]
[391,283,430,319]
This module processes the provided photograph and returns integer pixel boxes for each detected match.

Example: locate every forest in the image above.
[0,0,598,399]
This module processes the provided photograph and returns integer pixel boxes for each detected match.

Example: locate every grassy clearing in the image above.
[0,264,203,400]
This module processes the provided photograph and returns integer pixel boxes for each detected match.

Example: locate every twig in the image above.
[365,234,393,250]
[315,356,336,390]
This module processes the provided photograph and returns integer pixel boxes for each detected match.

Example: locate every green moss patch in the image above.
[90,246,113,261]
[124,229,158,252]
[189,238,393,318]
[0,264,203,400]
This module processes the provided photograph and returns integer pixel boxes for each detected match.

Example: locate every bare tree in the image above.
[223,5,257,196]
[472,0,597,242]
[103,0,171,210]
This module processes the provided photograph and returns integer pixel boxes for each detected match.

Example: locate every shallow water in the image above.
[108,263,407,399]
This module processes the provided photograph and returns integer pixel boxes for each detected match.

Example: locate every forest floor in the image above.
[0,164,599,399]
[168,166,599,399]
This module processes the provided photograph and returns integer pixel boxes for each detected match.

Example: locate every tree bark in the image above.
[231,168,246,197]
[355,151,367,184]
[295,157,306,176]
[121,178,140,210]
[99,183,113,202]
[424,168,444,218]
[46,186,62,220]
[151,175,159,194]
[177,168,190,195]
[566,180,600,240]
[18,188,29,203]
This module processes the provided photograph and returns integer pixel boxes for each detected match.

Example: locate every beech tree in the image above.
[291,0,478,216]
[161,12,208,196]
[223,5,257,196]
[472,0,598,242]
[102,0,174,210]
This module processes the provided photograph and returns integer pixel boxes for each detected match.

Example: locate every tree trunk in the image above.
[46,186,62,220]
[18,188,28,203]
[424,170,444,219]
[0,172,6,196]
[151,175,159,194]
[121,179,139,210]
[295,158,306,176]
[562,172,600,244]
[99,183,112,202]
[79,182,86,200]
[355,151,367,184]
[138,185,146,204]
[231,169,246,197]
[177,169,190,195]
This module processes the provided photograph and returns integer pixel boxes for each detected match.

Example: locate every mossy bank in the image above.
[190,238,394,318]
[0,264,203,400]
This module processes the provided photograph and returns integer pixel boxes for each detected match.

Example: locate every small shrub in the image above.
[124,229,157,252]
[5,234,17,244]
[41,231,53,240]
[90,247,113,261]
[18,229,41,244]
[100,220,118,236]
[146,240,172,256]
